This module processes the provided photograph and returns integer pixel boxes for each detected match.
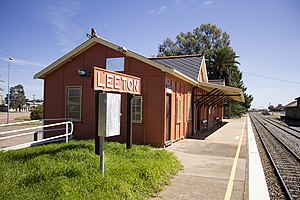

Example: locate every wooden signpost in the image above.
[93,67,141,173]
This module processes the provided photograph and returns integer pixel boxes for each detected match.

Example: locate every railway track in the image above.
[261,116,300,140]
[249,112,300,199]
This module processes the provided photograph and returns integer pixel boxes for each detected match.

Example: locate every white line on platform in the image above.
[247,115,270,200]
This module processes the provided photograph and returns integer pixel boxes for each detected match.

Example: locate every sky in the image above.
[0,0,299,108]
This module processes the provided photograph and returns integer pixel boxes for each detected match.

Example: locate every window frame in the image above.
[132,96,143,123]
[187,92,192,121]
[66,86,82,122]
[176,97,182,123]
[106,57,125,72]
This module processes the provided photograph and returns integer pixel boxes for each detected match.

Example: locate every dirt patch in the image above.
[0,112,31,124]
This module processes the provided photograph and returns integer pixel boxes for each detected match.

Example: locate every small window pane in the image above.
[69,97,80,103]
[69,112,80,119]
[136,106,141,112]
[106,57,124,71]
[69,89,80,96]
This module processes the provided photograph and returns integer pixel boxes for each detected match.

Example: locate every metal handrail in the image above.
[0,120,74,151]
[0,118,73,127]
[0,120,40,127]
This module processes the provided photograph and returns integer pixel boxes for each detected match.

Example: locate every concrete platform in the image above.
[152,116,269,200]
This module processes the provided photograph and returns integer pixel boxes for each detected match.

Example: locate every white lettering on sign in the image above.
[97,72,105,88]
[134,80,139,92]
[106,74,113,88]
[128,79,133,91]
[114,76,120,89]
[121,77,127,90]
[94,67,141,95]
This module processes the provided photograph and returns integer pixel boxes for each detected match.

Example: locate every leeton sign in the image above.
[93,67,141,173]
[93,67,141,95]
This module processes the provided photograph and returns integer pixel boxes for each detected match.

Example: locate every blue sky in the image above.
[0,0,299,108]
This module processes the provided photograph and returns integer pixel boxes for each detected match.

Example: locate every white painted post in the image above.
[66,123,68,143]
[99,136,105,174]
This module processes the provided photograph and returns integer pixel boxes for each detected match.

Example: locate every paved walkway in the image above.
[153,117,249,200]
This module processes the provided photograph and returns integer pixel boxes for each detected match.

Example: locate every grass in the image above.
[13,116,31,122]
[0,140,182,200]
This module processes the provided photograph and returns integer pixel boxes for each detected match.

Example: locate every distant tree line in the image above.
[4,84,43,119]
[268,104,284,112]
[158,23,253,117]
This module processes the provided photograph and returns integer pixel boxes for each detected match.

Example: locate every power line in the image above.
[242,71,300,85]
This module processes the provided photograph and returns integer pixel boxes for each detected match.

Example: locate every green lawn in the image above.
[0,140,182,200]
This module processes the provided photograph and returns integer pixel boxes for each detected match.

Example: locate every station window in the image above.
[187,92,192,121]
[176,97,182,123]
[106,57,124,71]
[66,86,82,121]
[132,96,143,123]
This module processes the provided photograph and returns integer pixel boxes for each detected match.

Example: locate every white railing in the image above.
[0,119,74,151]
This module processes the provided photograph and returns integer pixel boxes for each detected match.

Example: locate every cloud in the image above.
[203,0,220,8]
[39,0,83,51]
[149,6,167,16]
[0,57,47,67]
[173,0,182,6]
[203,1,213,5]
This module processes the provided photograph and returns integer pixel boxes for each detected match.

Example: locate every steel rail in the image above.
[266,117,300,134]
[251,113,300,161]
[261,116,300,140]
[249,113,294,200]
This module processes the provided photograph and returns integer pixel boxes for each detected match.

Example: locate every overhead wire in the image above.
[242,71,300,85]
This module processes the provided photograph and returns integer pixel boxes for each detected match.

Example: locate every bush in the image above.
[30,105,43,120]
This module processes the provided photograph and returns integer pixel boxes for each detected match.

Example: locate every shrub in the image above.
[30,105,43,120]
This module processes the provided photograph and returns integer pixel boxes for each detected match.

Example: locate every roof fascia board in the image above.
[34,38,98,79]
[198,82,245,102]
[201,57,208,83]
[34,36,199,85]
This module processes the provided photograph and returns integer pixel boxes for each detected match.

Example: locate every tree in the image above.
[208,47,240,83]
[158,23,254,117]
[158,23,230,57]
[158,38,179,56]
[9,84,26,112]
[268,105,275,112]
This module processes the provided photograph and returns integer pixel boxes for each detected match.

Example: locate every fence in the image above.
[0,118,74,151]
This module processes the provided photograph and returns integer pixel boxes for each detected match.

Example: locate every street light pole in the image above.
[7,57,13,124]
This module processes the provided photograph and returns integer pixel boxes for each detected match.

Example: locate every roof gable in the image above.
[34,36,198,85]
[149,55,208,83]
[198,57,208,83]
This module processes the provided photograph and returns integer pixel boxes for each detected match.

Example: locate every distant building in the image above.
[284,97,300,126]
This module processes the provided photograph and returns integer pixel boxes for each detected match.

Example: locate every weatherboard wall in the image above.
[43,42,224,147]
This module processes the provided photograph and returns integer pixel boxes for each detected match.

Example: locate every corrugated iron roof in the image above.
[149,55,203,82]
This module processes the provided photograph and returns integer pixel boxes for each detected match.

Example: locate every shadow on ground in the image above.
[189,122,228,140]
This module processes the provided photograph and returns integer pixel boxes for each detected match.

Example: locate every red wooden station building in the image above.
[34,33,244,147]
